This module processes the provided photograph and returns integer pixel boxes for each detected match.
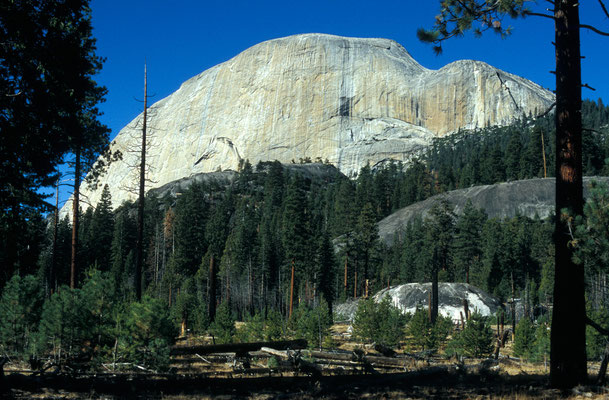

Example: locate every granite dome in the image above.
[64,33,554,214]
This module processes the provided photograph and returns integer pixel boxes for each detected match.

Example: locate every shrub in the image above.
[293,298,332,348]
[0,274,43,358]
[532,316,551,363]
[36,270,116,368]
[513,317,535,360]
[264,310,285,341]
[447,312,494,358]
[209,302,235,344]
[353,297,407,347]
[407,307,453,351]
[236,312,265,342]
[123,295,177,371]
[586,307,609,361]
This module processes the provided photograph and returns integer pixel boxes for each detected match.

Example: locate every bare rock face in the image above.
[66,33,554,213]
[335,282,502,322]
[378,177,609,246]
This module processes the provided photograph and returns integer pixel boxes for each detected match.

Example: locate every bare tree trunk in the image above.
[541,128,547,178]
[550,0,587,388]
[70,144,81,289]
[431,268,438,325]
[135,64,148,301]
[208,255,216,321]
[289,259,295,318]
[344,254,348,299]
[50,179,59,295]
[598,341,609,385]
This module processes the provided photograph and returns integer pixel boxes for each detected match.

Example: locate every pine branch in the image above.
[580,24,609,36]
[535,102,556,118]
[598,0,609,19]
[523,11,556,20]
[586,316,609,336]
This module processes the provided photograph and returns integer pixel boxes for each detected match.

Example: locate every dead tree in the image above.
[120,64,159,300]
[135,64,148,301]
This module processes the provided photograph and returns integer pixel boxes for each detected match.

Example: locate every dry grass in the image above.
[5,321,609,399]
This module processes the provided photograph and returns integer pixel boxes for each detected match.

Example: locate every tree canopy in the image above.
[0,0,110,284]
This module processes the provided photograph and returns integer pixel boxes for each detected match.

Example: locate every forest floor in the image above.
[3,323,609,399]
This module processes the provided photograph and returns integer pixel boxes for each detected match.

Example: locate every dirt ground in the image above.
[3,323,609,399]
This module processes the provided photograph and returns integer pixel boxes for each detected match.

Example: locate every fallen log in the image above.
[374,344,396,357]
[171,340,307,356]
[260,347,289,359]
[306,350,418,367]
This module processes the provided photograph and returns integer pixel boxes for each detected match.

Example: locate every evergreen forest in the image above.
[3,99,609,370]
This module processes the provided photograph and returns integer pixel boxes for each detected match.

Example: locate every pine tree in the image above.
[505,129,523,181]
[173,182,209,276]
[282,176,310,312]
[110,205,136,293]
[457,312,494,358]
[452,200,487,283]
[315,232,336,318]
[90,185,114,270]
[513,317,536,360]
[209,302,236,344]
[0,274,43,356]
[520,125,546,179]
[424,200,456,324]
[354,202,380,293]
[0,1,111,285]
[331,179,356,237]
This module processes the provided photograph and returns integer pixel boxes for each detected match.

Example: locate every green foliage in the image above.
[87,185,114,270]
[407,307,453,351]
[353,297,407,347]
[418,0,528,54]
[513,317,535,360]
[172,278,197,334]
[110,205,137,296]
[236,312,266,342]
[209,302,236,344]
[532,317,551,363]
[173,182,209,275]
[452,200,487,283]
[123,296,176,371]
[575,181,609,272]
[36,270,117,367]
[586,307,609,361]
[0,274,43,357]
[264,310,285,341]
[447,312,494,358]
[291,298,332,348]
[0,0,111,284]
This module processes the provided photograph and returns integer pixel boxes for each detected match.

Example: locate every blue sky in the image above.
[90,1,609,141]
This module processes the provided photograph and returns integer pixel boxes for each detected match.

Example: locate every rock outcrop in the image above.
[65,33,554,214]
[378,177,609,246]
[335,282,502,322]
[146,162,344,200]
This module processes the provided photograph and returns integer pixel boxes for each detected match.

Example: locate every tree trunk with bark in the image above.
[550,0,587,388]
